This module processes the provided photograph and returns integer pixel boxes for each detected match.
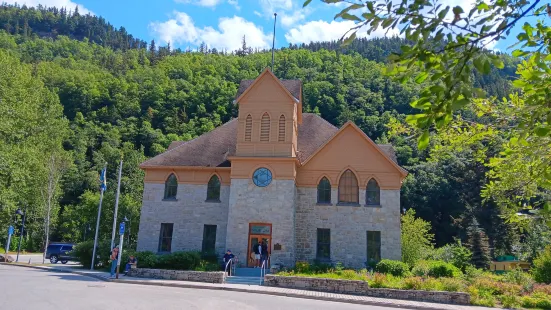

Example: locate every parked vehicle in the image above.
[45,243,75,264]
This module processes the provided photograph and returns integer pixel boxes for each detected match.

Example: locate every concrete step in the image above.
[225,276,263,286]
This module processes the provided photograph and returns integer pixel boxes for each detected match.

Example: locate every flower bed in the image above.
[276,262,551,308]
[264,274,470,305]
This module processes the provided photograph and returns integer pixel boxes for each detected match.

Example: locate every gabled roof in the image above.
[234,68,301,103]
[140,114,400,169]
[236,79,302,101]
[301,121,408,177]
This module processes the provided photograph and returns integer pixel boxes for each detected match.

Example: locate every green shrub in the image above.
[532,245,551,284]
[295,261,311,273]
[420,278,445,291]
[503,268,534,288]
[157,251,201,270]
[500,294,521,309]
[375,259,410,277]
[72,240,111,268]
[403,276,423,290]
[369,273,387,288]
[134,251,158,268]
[311,260,331,273]
[200,251,219,264]
[439,277,464,292]
[412,260,461,278]
[521,292,551,309]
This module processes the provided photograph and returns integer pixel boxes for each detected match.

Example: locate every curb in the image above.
[1,263,483,310]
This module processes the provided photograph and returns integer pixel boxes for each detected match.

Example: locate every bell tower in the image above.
[234,68,302,158]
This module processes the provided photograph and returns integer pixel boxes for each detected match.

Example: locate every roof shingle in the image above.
[140,113,398,168]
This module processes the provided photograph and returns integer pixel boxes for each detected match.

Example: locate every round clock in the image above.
[252,168,272,187]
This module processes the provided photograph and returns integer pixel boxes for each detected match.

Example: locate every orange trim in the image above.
[364,175,382,188]
[316,175,334,188]
[235,68,298,104]
[301,122,408,178]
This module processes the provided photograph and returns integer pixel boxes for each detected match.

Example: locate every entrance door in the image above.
[247,235,270,267]
[247,223,272,268]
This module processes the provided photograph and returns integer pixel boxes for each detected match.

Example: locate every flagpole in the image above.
[91,163,107,270]
[110,159,123,251]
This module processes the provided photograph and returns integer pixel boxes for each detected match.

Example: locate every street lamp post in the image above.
[15,206,27,263]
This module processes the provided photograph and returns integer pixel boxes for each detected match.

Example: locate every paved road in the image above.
[0,265,407,310]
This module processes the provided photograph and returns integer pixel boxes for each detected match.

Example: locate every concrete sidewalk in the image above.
[1,263,492,310]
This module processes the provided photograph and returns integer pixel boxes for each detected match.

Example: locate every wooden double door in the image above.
[247,223,271,267]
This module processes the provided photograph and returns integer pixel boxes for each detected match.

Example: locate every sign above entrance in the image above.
[250,225,271,235]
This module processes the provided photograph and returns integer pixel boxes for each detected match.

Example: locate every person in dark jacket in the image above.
[261,241,268,265]
[222,250,234,275]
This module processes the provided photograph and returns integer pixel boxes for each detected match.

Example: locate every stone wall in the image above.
[226,179,296,268]
[128,268,226,284]
[295,187,401,268]
[264,275,470,305]
[137,183,230,255]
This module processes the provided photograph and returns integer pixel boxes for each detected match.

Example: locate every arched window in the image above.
[245,114,252,142]
[278,114,286,142]
[338,170,358,204]
[260,113,270,142]
[366,178,380,206]
[317,177,331,204]
[206,175,221,201]
[164,174,178,200]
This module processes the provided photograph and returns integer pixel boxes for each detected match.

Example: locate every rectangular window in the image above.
[316,228,331,260]
[202,225,217,253]
[367,231,381,263]
[158,223,174,253]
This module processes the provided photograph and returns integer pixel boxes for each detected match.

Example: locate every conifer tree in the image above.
[467,218,491,269]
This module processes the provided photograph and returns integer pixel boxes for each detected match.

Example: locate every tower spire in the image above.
[271,13,277,72]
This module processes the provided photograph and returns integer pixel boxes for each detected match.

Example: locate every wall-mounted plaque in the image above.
[274,243,282,251]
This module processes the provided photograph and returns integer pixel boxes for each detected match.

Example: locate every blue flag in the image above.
[99,168,107,191]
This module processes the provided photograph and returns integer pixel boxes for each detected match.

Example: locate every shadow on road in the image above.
[46,273,101,283]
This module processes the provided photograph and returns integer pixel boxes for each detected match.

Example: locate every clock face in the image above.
[252,168,272,187]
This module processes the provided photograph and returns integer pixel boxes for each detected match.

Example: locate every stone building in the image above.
[136,68,407,269]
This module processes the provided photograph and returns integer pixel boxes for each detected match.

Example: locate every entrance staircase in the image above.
[225,268,270,286]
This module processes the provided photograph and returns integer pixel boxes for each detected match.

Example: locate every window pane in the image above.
[317,228,331,260]
[164,174,178,199]
[202,225,217,253]
[317,177,331,203]
[366,179,380,205]
[159,223,173,252]
[367,231,381,263]
[207,175,221,200]
[338,170,358,203]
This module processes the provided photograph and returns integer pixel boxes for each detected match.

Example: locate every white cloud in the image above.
[254,10,262,17]
[280,11,306,28]
[228,0,240,10]
[3,0,92,14]
[149,12,272,51]
[175,0,240,8]
[285,20,400,44]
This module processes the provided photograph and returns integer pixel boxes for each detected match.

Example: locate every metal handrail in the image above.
[224,258,233,276]
[260,255,270,285]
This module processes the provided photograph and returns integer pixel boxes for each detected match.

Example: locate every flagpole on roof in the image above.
[91,162,107,270]
[271,12,277,71]
[110,158,123,252]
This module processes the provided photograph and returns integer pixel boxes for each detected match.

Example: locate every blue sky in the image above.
[4,0,547,52]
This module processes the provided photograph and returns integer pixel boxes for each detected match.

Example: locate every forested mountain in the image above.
[0,4,529,258]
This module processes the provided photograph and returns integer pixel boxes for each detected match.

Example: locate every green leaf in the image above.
[366,1,374,13]
[341,13,361,22]
[405,114,426,124]
[482,59,491,74]
[452,6,464,15]
[303,0,313,7]
[341,31,357,46]
[512,79,526,88]
[418,131,430,150]
[490,57,504,69]
[477,2,489,10]
[322,0,341,3]
[535,127,551,137]
[451,98,469,110]
[438,6,450,19]
[415,72,429,84]
[473,56,484,72]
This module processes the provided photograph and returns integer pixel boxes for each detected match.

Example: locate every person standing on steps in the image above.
[109,245,119,278]
[254,241,261,268]
[261,241,268,266]
[223,249,234,276]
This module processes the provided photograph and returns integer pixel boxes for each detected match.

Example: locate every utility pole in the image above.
[110,159,123,251]
[91,163,107,270]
